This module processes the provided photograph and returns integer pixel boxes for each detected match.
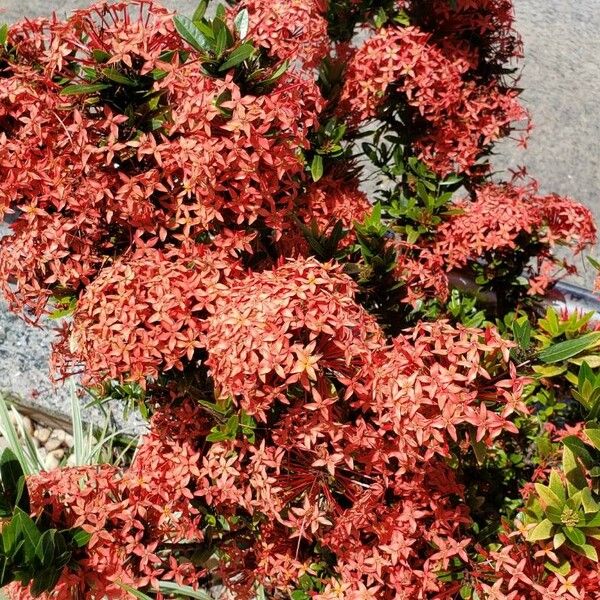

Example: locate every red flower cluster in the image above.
[469,529,600,599]
[340,22,527,175]
[204,258,383,420]
[197,315,526,598]
[0,0,322,319]
[68,240,245,383]
[5,401,211,600]
[233,0,330,68]
[434,183,597,294]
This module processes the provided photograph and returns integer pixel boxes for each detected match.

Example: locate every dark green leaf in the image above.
[174,15,212,53]
[213,20,230,57]
[35,530,56,566]
[12,509,41,561]
[512,316,532,350]
[219,42,254,71]
[192,0,209,22]
[71,528,92,548]
[102,68,136,86]
[91,49,111,63]
[60,83,111,96]
[0,448,28,512]
[563,435,595,468]
[30,568,61,597]
[2,516,18,554]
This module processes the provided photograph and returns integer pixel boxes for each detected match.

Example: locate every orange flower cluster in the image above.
[197,312,526,597]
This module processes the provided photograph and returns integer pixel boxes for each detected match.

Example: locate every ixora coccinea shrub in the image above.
[1,0,600,598]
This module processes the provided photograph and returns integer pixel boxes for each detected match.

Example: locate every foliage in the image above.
[0,0,599,598]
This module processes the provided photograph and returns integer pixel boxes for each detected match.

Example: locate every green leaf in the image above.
[538,332,600,364]
[527,518,554,542]
[553,531,566,549]
[572,542,598,561]
[563,526,586,547]
[549,470,567,502]
[585,427,600,451]
[213,21,230,57]
[563,443,590,492]
[174,15,212,53]
[70,528,91,548]
[192,0,209,22]
[532,364,566,378]
[545,558,570,576]
[589,256,600,271]
[91,49,111,63]
[233,9,249,40]
[0,23,8,47]
[0,448,29,513]
[310,155,324,182]
[571,355,600,369]
[102,68,136,86]
[219,42,255,71]
[30,568,61,597]
[35,530,56,566]
[580,487,600,514]
[535,483,564,510]
[2,516,18,554]
[563,436,594,469]
[60,83,111,96]
[512,316,532,350]
[158,581,213,599]
[12,508,41,560]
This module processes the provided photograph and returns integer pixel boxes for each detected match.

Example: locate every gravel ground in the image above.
[0,0,598,422]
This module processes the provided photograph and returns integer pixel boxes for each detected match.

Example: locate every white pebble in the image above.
[44,436,63,452]
[53,429,67,443]
[22,416,33,435]
[44,449,65,471]
[33,427,52,444]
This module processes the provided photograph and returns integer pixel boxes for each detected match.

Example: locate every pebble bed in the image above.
[0,410,77,471]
